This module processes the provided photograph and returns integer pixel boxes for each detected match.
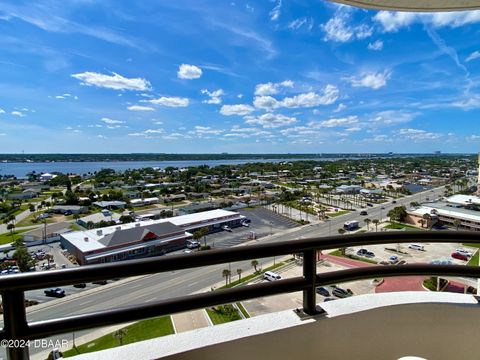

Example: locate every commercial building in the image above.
[61,209,245,265]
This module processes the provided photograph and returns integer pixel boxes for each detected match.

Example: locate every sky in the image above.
[0,0,480,154]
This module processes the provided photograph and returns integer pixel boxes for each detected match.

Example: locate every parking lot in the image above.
[241,240,479,317]
[192,207,299,250]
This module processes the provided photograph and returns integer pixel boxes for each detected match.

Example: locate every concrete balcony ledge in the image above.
[71,292,480,360]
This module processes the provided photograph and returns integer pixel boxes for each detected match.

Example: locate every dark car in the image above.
[324,297,337,302]
[360,211,368,216]
[366,203,373,207]
[316,287,330,297]
[44,288,65,298]
[92,280,108,285]
[357,249,368,256]
[332,287,352,298]
[365,251,375,258]
[451,252,468,261]
[392,200,397,204]
[73,283,87,288]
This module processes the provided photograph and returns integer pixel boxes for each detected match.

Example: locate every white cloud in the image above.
[149,97,189,107]
[254,85,338,111]
[313,116,359,128]
[288,18,313,31]
[177,64,202,79]
[71,71,151,91]
[220,104,255,116]
[55,95,65,99]
[11,111,25,117]
[194,126,224,136]
[144,129,164,134]
[0,108,5,114]
[201,89,224,104]
[254,80,293,96]
[0,133,6,136]
[347,71,391,90]
[280,85,339,108]
[466,51,480,62]
[322,15,372,43]
[372,110,418,125]
[162,133,183,140]
[333,103,347,113]
[128,132,145,137]
[374,11,480,32]
[269,0,282,21]
[97,135,107,139]
[346,127,361,132]
[368,40,383,51]
[373,12,416,32]
[101,117,124,125]
[467,135,480,141]
[127,105,155,111]
[398,128,442,140]
[244,113,297,128]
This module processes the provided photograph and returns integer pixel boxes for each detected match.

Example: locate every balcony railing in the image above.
[1,231,480,360]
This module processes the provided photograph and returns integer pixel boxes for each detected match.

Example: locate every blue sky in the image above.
[0,0,480,153]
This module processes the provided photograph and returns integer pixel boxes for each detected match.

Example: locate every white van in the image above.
[264,271,281,281]
[409,243,424,251]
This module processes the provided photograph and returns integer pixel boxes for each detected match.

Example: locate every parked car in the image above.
[360,211,368,216]
[222,225,232,232]
[73,283,87,288]
[455,249,473,257]
[332,287,352,298]
[92,280,108,285]
[366,203,373,207]
[389,255,399,264]
[241,222,250,227]
[186,240,200,249]
[316,287,330,297]
[44,288,65,298]
[392,200,397,204]
[324,297,337,302]
[357,249,368,256]
[365,251,375,258]
[451,252,469,261]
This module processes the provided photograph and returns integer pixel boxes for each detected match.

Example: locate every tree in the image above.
[113,328,128,346]
[453,219,461,231]
[423,213,432,229]
[200,227,209,247]
[236,268,242,282]
[251,259,259,273]
[419,219,426,228]
[372,219,379,232]
[337,228,346,235]
[364,218,371,230]
[119,215,134,224]
[222,269,231,286]
[28,203,35,212]
[12,239,34,272]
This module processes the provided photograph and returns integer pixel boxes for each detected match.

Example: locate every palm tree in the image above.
[453,219,461,231]
[423,213,432,229]
[236,268,242,282]
[364,218,371,230]
[113,328,128,346]
[251,260,259,273]
[372,219,379,232]
[222,269,231,286]
[419,219,426,228]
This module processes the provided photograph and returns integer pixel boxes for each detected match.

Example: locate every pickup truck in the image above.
[44,288,66,298]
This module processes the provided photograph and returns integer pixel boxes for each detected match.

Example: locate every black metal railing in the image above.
[2,231,480,360]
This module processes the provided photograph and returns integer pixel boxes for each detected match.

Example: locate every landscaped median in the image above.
[62,316,174,357]
[0,229,30,245]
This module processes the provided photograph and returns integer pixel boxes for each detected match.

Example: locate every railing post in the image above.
[2,290,29,360]
[302,249,318,315]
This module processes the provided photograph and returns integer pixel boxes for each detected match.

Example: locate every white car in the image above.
[455,249,473,257]
[222,225,232,232]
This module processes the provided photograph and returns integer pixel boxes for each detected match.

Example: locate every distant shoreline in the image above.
[0,152,471,163]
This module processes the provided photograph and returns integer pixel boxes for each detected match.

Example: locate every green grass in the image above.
[206,305,242,325]
[468,251,479,266]
[62,316,174,357]
[384,222,422,230]
[236,302,250,318]
[70,223,84,231]
[220,260,290,289]
[327,210,349,217]
[463,243,480,249]
[10,205,29,217]
[0,229,31,245]
[16,214,55,227]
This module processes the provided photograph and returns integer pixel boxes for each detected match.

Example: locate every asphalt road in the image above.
[2,186,447,357]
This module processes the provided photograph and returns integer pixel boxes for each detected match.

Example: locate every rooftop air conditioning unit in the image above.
[97,230,103,236]
[135,223,141,227]
[115,226,121,231]
[84,237,89,242]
